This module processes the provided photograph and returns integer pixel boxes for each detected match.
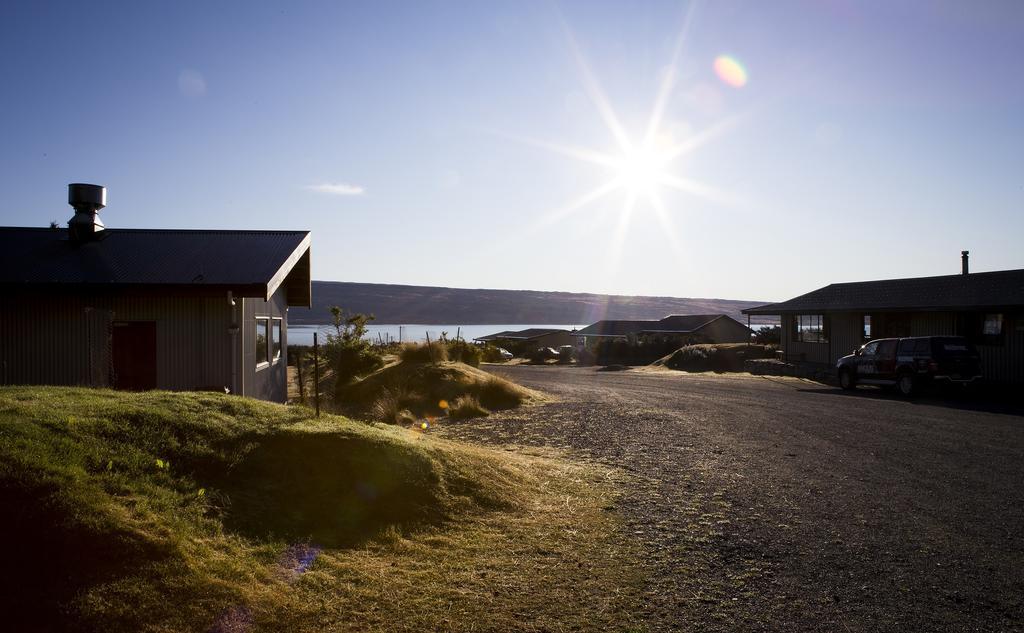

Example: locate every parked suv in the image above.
[836,336,982,396]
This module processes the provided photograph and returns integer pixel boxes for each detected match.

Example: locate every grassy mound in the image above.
[340,360,539,423]
[0,387,543,632]
[653,343,775,373]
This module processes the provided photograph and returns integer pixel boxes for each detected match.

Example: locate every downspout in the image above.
[228,292,239,395]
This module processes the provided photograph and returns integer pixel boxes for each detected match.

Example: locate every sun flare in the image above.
[614,145,670,197]
[499,8,743,268]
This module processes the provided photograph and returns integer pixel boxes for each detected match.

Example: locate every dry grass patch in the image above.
[652,343,775,373]
[266,450,644,632]
[448,394,489,420]
[341,360,541,423]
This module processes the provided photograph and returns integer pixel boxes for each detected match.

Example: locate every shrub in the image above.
[325,307,384,392]
[476,375,525,410]
[661,344,774,373]
[753,325,782,345]
[399,341,449,364]
[371,386,421,425]
[527,347,557,363]
[447,395,490,420]
[446,340,482,367]
[480,345,507,363]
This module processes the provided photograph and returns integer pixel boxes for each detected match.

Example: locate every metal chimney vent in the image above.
[961,250,969,276]
[67,183,106,243]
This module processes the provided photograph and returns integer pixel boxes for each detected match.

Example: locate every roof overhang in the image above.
[267,233,312,306]
[743,304,1024,315]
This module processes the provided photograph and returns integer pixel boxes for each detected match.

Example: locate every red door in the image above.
[111,322,157,391]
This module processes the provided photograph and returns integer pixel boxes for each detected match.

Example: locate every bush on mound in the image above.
[340,360,537,423]
[0,387,529,632]
[653,343,775,373]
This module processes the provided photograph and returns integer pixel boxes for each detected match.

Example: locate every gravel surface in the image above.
[438,366,1024,632]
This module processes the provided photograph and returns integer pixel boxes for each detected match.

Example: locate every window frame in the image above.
[271,318,283,363]
[255,317,270,370]
[792,314,829,344]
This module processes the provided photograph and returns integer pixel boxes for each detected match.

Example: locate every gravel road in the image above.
[440,366,1024,632]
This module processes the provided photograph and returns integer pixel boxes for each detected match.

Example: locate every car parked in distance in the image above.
[836,336,982,396]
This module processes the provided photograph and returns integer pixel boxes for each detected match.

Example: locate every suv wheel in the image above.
[897,373,915,396]
[839,369,856,390]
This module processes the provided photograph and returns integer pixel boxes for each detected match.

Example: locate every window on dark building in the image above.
[256,318,269,366]
[272,319,283,361]
[793,314,828,343]
[983,313,1003,336]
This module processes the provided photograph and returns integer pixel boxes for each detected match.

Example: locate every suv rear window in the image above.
[930,337,977,357]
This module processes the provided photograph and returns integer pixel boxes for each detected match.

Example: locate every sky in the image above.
[1,1,1022,303]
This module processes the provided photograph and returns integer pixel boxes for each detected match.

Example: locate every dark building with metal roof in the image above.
[0,184,311,401]
[742,253,1024,383]
[474,328,576,349]
[576,314,750,345]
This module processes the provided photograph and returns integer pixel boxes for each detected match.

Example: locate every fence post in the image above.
[313,332,320,417]
[425,331,435,364]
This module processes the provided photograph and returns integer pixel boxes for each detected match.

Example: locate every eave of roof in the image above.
[0,227,313,306]
[742,268,1024,315]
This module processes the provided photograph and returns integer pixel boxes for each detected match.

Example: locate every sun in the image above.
[497,8,743,267]
[614,144,670,197]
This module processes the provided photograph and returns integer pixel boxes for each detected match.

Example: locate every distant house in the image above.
[575,314,751,346]
[0,184,311,402]
[741,253,1024,384]
[474,328,576,350]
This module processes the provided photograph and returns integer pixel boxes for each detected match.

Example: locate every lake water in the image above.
[287,324,586,346]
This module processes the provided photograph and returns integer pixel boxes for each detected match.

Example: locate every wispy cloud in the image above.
[305,182,366,196]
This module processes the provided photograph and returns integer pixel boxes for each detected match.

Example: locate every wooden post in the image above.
[313,332,321,417]
[425,331,435,364]
[296,349,305,400]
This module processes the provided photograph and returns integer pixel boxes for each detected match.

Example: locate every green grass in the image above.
[0,387,640,632]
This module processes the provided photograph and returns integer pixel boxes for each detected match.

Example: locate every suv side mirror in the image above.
[854,348,861,356]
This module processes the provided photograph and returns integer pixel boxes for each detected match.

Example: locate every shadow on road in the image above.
[797,385,1024,417]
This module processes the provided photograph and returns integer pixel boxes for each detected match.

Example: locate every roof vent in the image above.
[68,183,106,243]
[961,250,969,276]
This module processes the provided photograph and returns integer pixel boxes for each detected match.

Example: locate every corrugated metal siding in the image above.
[829,313,863,364]
[909,313,955,336]
[0,293,233,391]
[241,287,289,402]
[976,312,1024,384]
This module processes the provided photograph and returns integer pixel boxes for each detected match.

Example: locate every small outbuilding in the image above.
[742,253,1024,384]
[0,184,311,402]
[474,328,576,352]
[575,314,751,346]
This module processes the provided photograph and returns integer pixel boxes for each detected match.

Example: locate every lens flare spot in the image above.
[713,55,747,88]
[420,422,429,430]
[439,399,449,410]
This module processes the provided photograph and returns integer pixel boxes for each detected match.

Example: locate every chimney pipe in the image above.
[67,183,106,243]
[961,250,969,276]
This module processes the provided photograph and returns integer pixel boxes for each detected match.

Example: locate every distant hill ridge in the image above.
[290,281,774,325]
